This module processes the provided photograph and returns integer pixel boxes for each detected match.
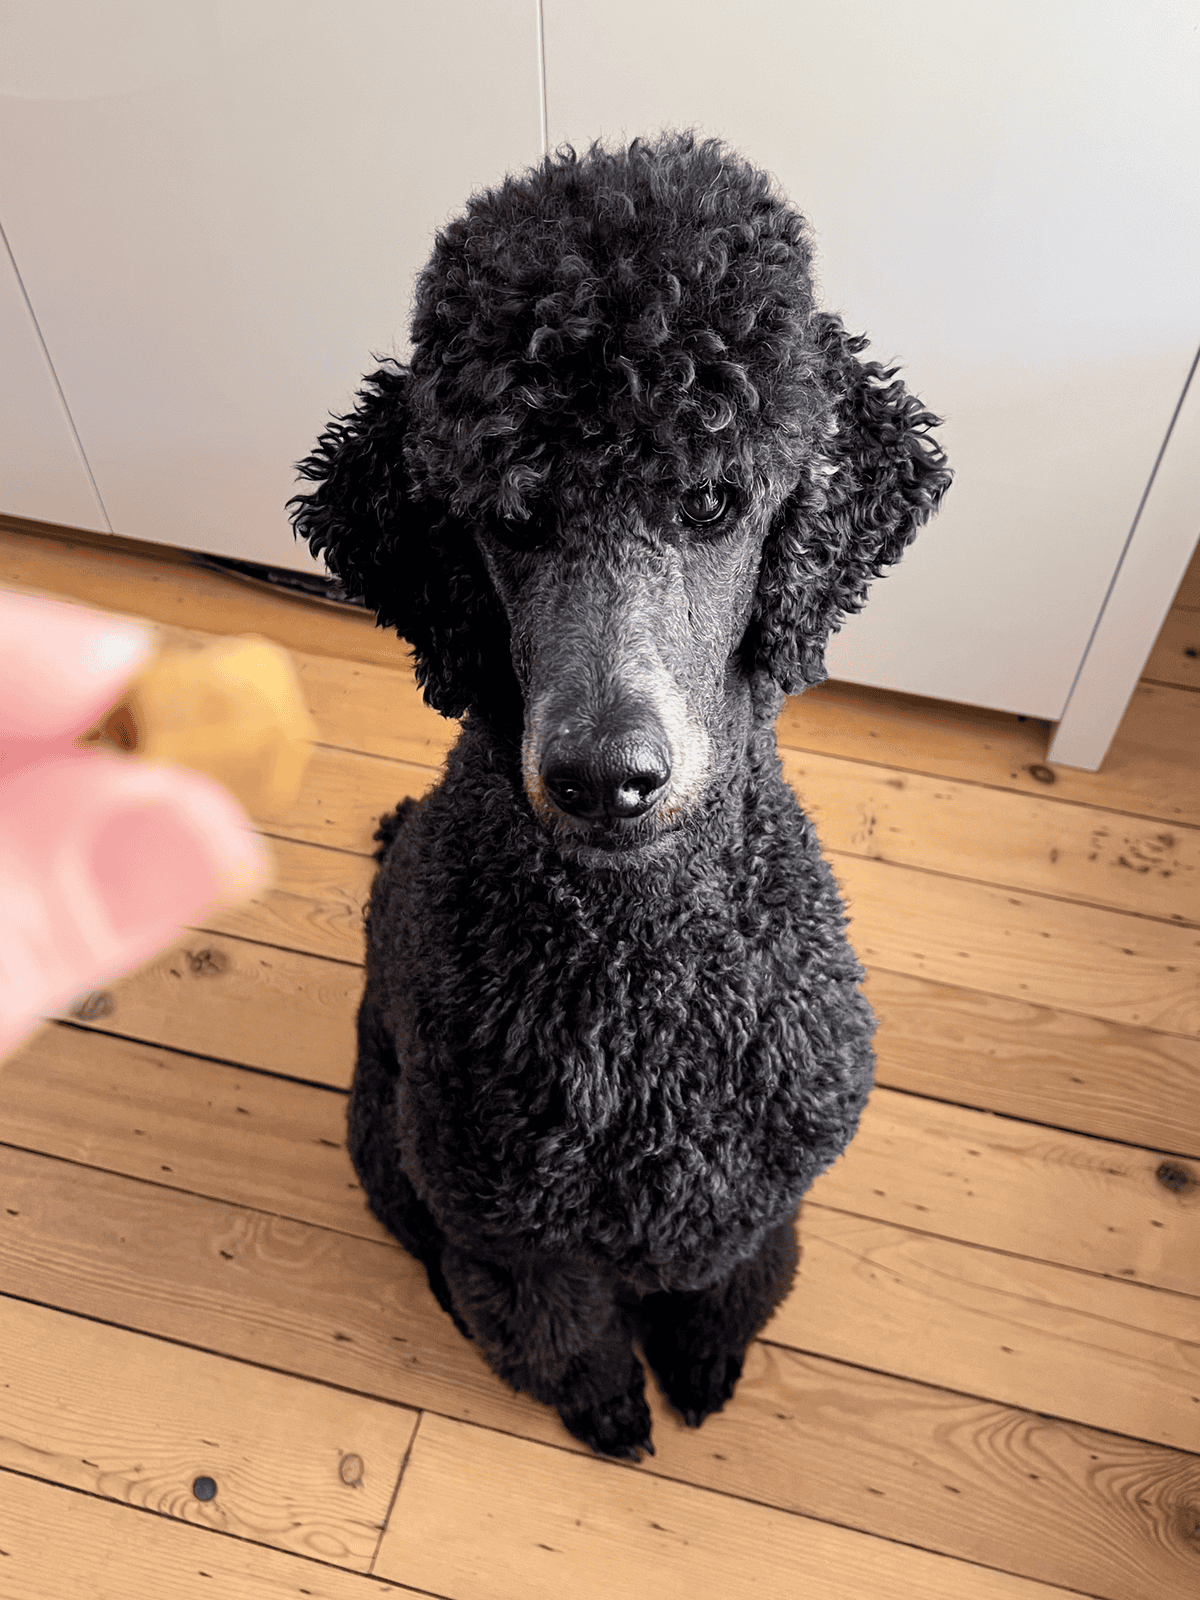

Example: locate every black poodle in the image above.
[290,133,950,1460]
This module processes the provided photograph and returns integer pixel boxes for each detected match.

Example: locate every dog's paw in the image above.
[558,1381,655,1462]
[648,1347,745,1428]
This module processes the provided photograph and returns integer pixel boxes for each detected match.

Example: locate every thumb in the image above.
[0,749,271,1061]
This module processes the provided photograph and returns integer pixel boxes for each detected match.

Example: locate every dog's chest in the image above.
[387,808,875,1271]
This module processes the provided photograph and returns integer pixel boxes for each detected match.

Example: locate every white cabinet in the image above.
[2,0,1197,765]
[0,0,543,572]
[0,223,106,530]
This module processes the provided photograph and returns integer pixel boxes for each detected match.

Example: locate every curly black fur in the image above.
[290,133,950,1460]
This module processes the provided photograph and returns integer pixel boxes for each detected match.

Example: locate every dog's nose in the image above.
[541,737,671,822]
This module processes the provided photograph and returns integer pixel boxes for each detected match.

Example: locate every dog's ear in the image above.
[289,363,510,719]
[750,312,952,692]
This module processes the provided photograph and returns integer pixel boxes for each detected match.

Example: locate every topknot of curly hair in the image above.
[405,132,825,520]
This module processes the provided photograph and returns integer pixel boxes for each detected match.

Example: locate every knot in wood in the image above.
[1155,1160,1195,1195]
[71,991,114,1022]
[1027,764,1056,785]
[339,1452,364,1487]
[186,947,228,976]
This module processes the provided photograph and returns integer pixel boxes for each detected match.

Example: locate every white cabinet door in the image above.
[542,0,1200,721]
[0,0,543,572]
[0,222,105,531]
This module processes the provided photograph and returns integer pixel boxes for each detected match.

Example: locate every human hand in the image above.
[0,589,272,1063]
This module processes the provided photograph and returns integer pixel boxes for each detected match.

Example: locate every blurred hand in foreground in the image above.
[0,589,271,1063]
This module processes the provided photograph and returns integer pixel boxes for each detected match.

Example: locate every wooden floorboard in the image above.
[54,927,362,1088]
[0,515,414,671]
[7,1025,1198,1300]
[782,1206,1200,1453]
[0,1297,413,1571]
[0,1471,421,1600]
[1171,537,1200,610]
[779,677,1200,827]
[784,747,1200,924]
[835,850,1200,1035]
[2,521,1199,1599]
[863,968,1200,1160]
[4,1142,1200,1596]
[1145,604,1200,692]
[812,1086,1200,1297]
[378,1412,1084,1600]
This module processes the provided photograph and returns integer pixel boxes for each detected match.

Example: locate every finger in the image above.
[0,749,272,1062]
[0,589,156,741]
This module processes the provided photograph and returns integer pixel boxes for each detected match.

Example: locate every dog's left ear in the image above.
[288,363,511,719]
[749,312,952,692]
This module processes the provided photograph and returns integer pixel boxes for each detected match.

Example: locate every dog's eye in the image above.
[494,516,550,552]
[678,484,729,528]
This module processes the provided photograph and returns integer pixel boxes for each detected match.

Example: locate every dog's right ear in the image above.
[289,363,511,719]
[749,314,951,693]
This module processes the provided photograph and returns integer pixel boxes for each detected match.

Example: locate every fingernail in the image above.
[81,624,154,680]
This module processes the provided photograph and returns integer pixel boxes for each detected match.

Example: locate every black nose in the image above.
[541,737,672,821]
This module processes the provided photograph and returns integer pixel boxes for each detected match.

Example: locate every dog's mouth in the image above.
[550,817,685,867]
[531,799,686,863]
[563,813,671,848]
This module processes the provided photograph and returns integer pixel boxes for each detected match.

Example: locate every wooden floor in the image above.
[2,519,1199,1600]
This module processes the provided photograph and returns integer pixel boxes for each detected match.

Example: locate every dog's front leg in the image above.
[639,1213,800,1426]
[439,1244,653,1460]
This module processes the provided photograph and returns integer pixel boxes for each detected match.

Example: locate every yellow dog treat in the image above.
[77,633,317,822]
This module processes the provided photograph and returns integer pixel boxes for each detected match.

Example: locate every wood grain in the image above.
[0,1296,413,1570]
[52,930,361,1089]
[785,747,1200,924]
[834,851,1200,1036]
[380,1411,1082,1600]
[814,1087,1200,1297]
[204,834,374,966]
[865,968,1200,1160]
[266,744,437,855]
[655,1341,1200,1600]
[1144,606,1200,691]
[0,1469,421,1599]
[0,1143,562,1443]
[10,1022,1197,1299]
[778,1206,1200,1452]
[0,516,414,670]
[6,1146,1200,1596]
[1,1022,362,1233]
[294,649,459,765]
[779,678,1200,826]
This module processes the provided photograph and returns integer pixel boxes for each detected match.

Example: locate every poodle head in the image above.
[291,133,950,850]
